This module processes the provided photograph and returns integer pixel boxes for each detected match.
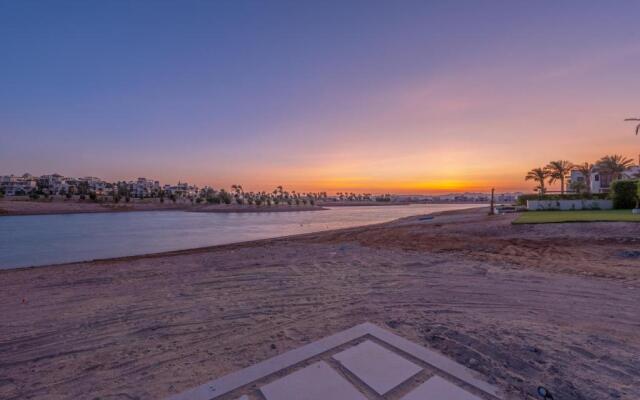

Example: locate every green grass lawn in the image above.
[513,209,640,224]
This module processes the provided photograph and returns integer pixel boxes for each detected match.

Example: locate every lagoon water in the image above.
[0,204,482,269]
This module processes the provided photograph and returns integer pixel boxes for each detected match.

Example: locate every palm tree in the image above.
[573,162,594,195]
[525,167,550,195]
[545,160,573,195]
[569,179,588,194]
[231,184,244,196]
[624,117,640,135]
[596,154,634,181]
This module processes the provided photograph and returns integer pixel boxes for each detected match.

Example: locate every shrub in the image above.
[611,180,639,209]
[516,193,608,206]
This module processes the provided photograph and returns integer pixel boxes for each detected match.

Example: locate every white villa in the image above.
[0,174,38,196]
[163,182,199,198]
[0,173,194,199]
[38,173,68,194]
[569,166,640,193]
[129,178,161,198]
[82,177,111,195]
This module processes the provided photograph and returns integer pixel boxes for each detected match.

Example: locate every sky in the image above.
[2,1,640,194]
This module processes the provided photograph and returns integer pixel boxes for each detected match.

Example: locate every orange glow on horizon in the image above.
[217,174,529,195]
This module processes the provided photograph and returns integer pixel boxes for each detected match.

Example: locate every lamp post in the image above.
[489,188,495,215]
[625,118,640,215]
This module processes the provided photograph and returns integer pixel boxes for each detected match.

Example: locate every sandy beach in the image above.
[1,208,639,400]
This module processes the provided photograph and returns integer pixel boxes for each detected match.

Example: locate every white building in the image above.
[130,178,160,198]
[38,174,69,195]
[0,174,38,196]
[78,177,112,195]
[163,182,199,198]
[496,192,522,203]
[570,166,640,193]
[432,193,490,202]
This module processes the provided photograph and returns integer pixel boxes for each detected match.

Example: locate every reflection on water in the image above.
[0,204,482,269]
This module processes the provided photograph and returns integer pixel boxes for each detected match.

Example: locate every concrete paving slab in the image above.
[333,340,422,395]
[168,322,502,400]
[260,361,367,400]
[400,375,482,400]
[169,323,373,400]
[361,323,501,398]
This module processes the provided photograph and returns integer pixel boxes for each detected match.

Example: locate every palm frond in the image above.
[625,118,640,134]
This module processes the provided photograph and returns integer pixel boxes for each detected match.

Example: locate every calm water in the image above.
[0,204,481,269]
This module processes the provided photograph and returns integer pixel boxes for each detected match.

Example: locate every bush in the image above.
[516,193,608,206]
[611,180,639,209]
[219,191,233,204]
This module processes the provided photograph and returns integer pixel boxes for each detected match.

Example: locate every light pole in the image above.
[489,188,495,215]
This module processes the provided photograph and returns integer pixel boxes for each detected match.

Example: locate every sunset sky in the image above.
[2,1,640,194]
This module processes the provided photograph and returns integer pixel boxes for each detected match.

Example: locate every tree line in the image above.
[525,155,636,195]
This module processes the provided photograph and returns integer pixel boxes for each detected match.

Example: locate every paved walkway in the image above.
[170,323,503,400]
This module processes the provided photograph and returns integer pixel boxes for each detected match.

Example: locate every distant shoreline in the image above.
[317,200,490,207]
[317,201,409,207]
[0,199,491,217]
[0,199,326,217]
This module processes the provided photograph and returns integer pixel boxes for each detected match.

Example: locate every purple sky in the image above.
[2,1,640,193]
